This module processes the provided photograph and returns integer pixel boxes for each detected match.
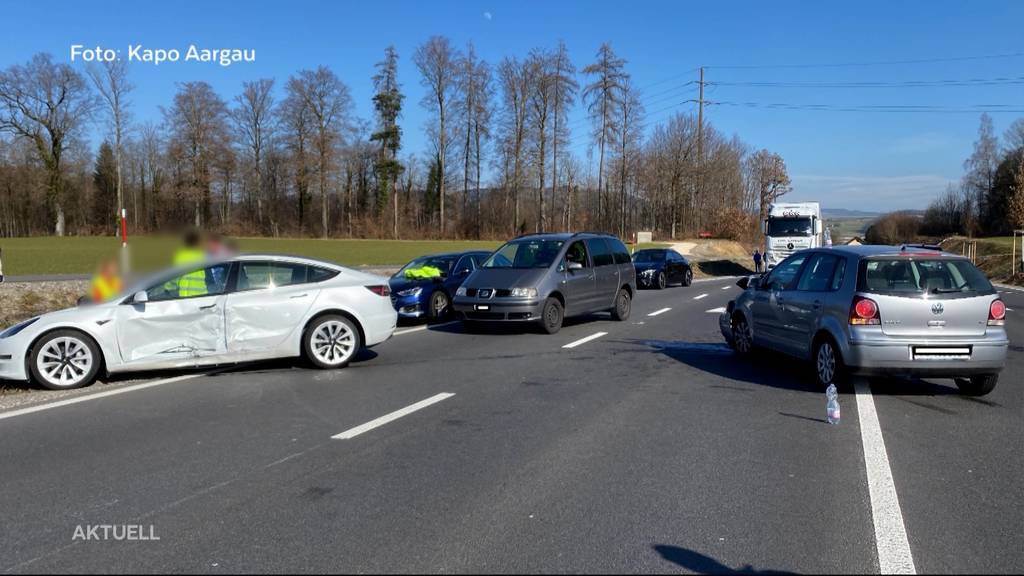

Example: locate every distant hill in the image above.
[822,208,881,219]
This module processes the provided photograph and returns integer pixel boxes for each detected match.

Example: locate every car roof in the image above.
[812,245,965,259]
[511,232,621,242]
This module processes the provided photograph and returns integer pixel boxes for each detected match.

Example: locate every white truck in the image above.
[763,201,825,269]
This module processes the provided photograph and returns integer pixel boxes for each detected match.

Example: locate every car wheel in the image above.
[731,315,753,356]
[541,297,564,334]
[428,290,450,321]
[814,337,844,387]
[955,374,998,396]
[683,268,693,287]
[304,314,361,369]
[656,271,667,290]
[30,329,101,390]
[611,289,632,321]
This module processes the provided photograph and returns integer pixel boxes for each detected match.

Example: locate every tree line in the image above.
[0,41,793,241]
[866,115,1024,244]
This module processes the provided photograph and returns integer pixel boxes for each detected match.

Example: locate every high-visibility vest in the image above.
[90,273,122,302]
[173,248,207,297]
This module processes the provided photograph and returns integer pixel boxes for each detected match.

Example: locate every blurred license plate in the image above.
[475,304,490,311]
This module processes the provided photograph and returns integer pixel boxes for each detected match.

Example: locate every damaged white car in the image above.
[0,255,398,389]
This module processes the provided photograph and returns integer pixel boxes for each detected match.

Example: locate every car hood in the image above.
[464,267,548,289]
[388,276,441,292]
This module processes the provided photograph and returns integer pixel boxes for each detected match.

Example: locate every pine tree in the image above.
[371,46,404,233]
[92,141,118,231]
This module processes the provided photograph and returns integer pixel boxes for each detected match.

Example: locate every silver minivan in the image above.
[720,245,1008,395]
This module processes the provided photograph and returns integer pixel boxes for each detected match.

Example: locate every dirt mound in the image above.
[670,239,752,261]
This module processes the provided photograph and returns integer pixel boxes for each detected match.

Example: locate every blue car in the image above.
[389,251,492,320]
[632,248,693,289]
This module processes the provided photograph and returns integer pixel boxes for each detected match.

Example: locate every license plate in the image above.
[476,304,490,311]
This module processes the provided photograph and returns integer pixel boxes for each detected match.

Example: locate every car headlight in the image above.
[640,268,655,276]
[456,286,467,297]
[510,287,538,299]
[397,287,423,297]
[0,317,40,339]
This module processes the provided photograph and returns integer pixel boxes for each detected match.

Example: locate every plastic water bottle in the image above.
[826,383,840,425]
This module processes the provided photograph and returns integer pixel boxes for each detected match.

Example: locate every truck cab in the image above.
[764,201,824,269]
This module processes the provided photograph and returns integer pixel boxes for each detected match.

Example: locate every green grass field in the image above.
[0,236,673,276]
[0,236,504,276]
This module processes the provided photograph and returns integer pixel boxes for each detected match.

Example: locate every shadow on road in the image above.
[652,545,793,575]
[428,313,613,335]
[620,338,974,398]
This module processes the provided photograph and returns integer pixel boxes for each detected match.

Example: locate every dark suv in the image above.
[453,232,637,334]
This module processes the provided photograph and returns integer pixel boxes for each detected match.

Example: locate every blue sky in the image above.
[2,0,1022,212]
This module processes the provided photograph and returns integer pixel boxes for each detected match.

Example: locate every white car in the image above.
[0,255,398,389]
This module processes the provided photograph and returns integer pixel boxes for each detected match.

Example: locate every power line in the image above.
[709,76,1024,88]
[706,51,1024,70]
[709,100,1024,113]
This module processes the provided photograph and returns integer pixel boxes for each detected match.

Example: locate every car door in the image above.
[115,261,233,367]
[586,238,619,311]
[224,261,320,354]
[560,240,595,316]
[668,251,684,283]
[750,253,808,350]
[784,253,842,357]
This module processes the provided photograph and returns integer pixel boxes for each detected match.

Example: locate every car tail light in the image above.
[365,285,391,297]
[989,299,1006,326]
[850,296,880,325]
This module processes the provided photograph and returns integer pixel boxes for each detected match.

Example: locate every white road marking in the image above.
[331,393,455,440]
[562,332,608,349]
[854,379,917,575]
[0,373,206,422]
[648,307,672,317]
[706,307,727,314]
[394,321,458,336]
[721,285,731,290]
[693,293,709,300]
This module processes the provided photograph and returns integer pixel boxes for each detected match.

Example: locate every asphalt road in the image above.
[0,278,1021,574]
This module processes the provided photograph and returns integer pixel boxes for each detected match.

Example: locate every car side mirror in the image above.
[457,268,471,276]
[736,277,750,290]
[567,262,583,271]
[132,290,149,304]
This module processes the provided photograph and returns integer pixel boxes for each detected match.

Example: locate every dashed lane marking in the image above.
[562,332,608,349]
[332,393,455,440]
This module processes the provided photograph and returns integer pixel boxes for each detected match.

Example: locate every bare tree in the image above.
[279,84,313,233]
[288,67,352,237]
[87,59,133,229]
[527,49,554,232]
[963,113,999,234]
[582,43,627,229]
[1004,118,1024,152]
[414,36,460,237]
[746,149,792,227]
[497,56,531,235]
[456,44,493,237]
[231,78,275,231]
[549,41,577,232]
[614,81,643,236]
[0,54,96,235]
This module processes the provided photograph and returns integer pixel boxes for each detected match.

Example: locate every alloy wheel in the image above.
[311,320,356,366]
[36,336,94,388]
[733,317,752,354]
[817,341,836,385]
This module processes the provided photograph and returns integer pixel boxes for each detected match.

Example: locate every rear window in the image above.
[857,258,994,298]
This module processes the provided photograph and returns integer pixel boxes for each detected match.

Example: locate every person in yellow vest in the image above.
[90,258,123,303]
[172,230,208,297]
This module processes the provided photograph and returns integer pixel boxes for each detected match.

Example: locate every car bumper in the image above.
[0,337,29,381]
[362,306,399,347]
[844,329,1008,377]
[636,271,659,287]
[391,294,427,318]
[453,297,543,321]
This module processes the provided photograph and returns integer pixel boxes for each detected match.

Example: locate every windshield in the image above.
[395,256,456,277]
[632,250,665,263]
[857,258,994,297]
[483,239,565,269]
[767,217,813,237]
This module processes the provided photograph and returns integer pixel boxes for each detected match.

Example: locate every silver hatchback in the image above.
[720,245,1009,395]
